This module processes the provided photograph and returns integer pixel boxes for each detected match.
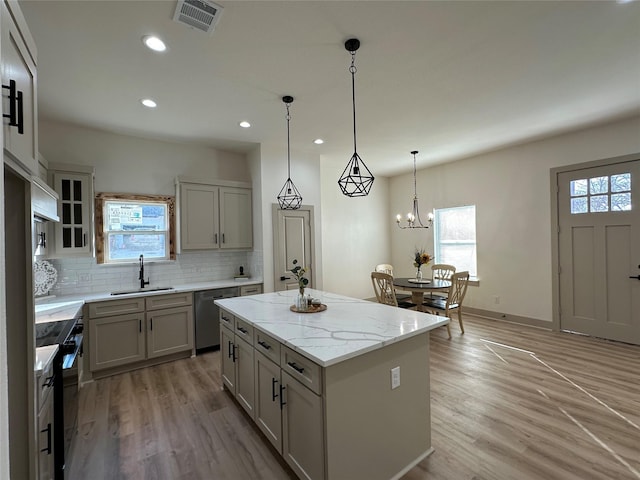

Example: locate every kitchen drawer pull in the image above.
[257,340,271,350]
[237,326,248,334]
[40,423,52,454]
[221,315,231,323]
[287,361,305,374]
[279,384,286,410]
[272,378,278,401]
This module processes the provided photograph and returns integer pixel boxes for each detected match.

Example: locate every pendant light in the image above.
[277,95,303,210]
[338,38,374,197]
[396,151,433,229]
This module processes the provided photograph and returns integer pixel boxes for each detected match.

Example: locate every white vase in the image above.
[416,268,423,281]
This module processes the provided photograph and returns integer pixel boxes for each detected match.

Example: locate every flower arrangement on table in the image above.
[290,259,309,295]
[413,248,433,279]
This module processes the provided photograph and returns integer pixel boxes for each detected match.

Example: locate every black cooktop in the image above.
[35,318,76,348]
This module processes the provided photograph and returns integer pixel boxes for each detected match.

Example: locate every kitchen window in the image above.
[95,193,176,264]
[433,205,477,277]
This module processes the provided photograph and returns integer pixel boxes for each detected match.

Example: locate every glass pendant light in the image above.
[338,38,374,197]
[277,95,303,210]
[396,150,433,228]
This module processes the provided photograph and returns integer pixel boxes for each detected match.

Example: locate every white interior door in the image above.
[272,205,313,292]
[557,158,640,344]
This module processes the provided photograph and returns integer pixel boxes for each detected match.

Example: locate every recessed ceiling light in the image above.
[143,35,166,52]
[141,98,157,108]
[313,139,324,145]
[239,121,251,128]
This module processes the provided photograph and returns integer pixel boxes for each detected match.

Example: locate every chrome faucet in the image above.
[139,254,150,289]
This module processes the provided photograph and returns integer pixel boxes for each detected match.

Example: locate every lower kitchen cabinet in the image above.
[89,312,146,371]
[146,305,193,359]
[222,309,325,480]
[37,374,55,480]
[221,319,255,418]
[88,293,194,375]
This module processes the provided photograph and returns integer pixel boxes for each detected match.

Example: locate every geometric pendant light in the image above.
[277,95,303,210]
[338,38,375,197]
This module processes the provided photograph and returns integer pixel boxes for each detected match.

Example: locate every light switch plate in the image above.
[391,366,400,389]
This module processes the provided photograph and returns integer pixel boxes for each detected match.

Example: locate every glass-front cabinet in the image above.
[49,164,95,257]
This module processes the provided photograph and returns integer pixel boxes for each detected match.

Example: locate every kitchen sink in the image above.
[110,286,174,296]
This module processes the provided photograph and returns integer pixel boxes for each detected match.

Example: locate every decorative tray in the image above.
[407,278,431,284]
[290,304,327,314]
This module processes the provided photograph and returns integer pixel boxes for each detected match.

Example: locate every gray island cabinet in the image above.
[216,289,448,480]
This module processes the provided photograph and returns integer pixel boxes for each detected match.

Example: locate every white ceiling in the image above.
[20,0,640,177]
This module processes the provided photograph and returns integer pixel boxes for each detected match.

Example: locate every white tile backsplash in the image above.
[47,251,256,296]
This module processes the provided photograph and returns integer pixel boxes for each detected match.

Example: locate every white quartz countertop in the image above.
[215,289,449,367]
[33,278,263,312]
[35,300,84,324]
[35,344,58,375]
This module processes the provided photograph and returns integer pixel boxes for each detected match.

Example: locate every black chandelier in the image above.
[277,95,303,210]
[396,150,433,229]
[338,38,374,197]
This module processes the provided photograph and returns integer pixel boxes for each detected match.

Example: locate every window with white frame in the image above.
[433,205,477,277]
[95,193,175,264]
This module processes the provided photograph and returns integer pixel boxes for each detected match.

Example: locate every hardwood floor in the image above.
[67,316,640,480]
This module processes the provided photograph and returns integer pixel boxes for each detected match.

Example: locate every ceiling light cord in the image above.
[350,51,357,153]
[286,100,292,180]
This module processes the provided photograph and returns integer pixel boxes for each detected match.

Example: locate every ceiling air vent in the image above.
[173,0,223,34]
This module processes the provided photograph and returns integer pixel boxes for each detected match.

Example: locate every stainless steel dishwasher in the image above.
[194,287,238,352]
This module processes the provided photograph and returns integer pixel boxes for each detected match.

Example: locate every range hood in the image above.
[32,176,59,222]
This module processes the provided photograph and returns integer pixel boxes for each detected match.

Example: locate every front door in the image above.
[557,158,640,344]
[272,205,313,292]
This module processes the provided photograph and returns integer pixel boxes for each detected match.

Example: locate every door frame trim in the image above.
[550,152,640,333]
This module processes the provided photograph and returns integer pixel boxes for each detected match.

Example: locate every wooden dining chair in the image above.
[374,264,411,303]
[422,271,470,338]
[371,271,415,308]
[429,264,456,300]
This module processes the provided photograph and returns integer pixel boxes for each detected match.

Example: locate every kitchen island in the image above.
[216,289,449,480]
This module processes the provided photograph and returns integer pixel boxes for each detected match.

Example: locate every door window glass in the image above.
[570,173,631,214]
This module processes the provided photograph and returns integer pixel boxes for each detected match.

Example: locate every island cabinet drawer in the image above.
[219,309,235,330]
[235,317,254,343]
[254,330,280,365]
[88,298,145,318]
[281,346,322,395]
[145,292,193,311]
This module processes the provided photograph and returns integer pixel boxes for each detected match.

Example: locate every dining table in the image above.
[392,277,451,312]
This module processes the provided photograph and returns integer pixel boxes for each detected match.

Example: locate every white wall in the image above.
[258,143,322,293]
[320,157,391,299]
[39,120,249,194]
[389,115,640,323]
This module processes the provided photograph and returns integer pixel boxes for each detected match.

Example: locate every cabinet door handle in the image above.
[222,233,225,244]
[16,90,24,134]
[279,385,286,409]
[280,276,290,281]
[42,375,55,388]
[629,275,640,280]
[214,233,218,244]
[287,361,305,374]
[40,423,52,454]
[257,340,271,350]
[2,80,19,129]
[232,343,237,362]
[237,326,248,334]
[139,320,142,333]
[150,318,153,331]
[227,340,233,358]
[272,378,278,401]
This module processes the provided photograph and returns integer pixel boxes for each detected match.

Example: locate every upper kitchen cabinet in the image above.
[1,0,38,177]
[177,178,252,251]
[48,163,95,257]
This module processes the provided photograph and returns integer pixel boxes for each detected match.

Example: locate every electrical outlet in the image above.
[391,366,400,389]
